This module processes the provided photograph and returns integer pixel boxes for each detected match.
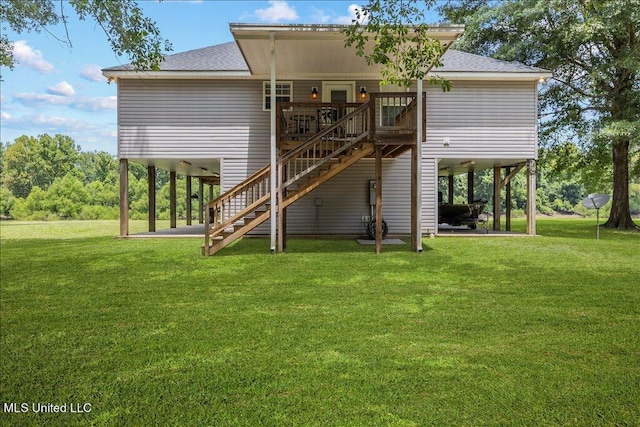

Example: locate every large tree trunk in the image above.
[603,137,639,230]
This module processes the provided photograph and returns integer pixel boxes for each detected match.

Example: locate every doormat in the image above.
[356,239,405,245]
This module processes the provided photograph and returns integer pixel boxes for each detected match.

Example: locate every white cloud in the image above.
[80,64,106,82]
[255,1,298,22]
[11,40,55,73]
[14,93,70,107]
[70,96,117,112]
[1,111,11,120]
[47,81,76,97]
[13,92,116,112]
[310,4,366,25]
[310,7,332,24]
[334,4,367,24]
[2,113,87,131]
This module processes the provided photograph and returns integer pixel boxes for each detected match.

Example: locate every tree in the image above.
[2,134,80,198]
[437,0,639,230]
[43,173,89,219]
[77,151,118,184]
[0,0,171,74]
[343,0,452,89]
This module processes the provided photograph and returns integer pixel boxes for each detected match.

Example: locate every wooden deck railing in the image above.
[279,102,370,187]
[373,92,420,138]
[278,102,364,145]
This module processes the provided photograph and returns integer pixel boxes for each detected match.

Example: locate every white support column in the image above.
[269,32,277,253]
[527,159,537,235]
[415,79,423,252]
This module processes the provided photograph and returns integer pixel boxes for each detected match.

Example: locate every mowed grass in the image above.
[0,219,638,426]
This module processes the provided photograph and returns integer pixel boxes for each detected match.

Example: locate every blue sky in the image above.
[0,1,371,155]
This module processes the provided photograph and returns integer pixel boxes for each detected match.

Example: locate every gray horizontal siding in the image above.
[425,127,537,158]
[421,158,438,235]
[118,79,269,159]
[424,81,537,159]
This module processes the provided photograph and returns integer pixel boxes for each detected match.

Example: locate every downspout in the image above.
[269,32,277,252]
[416,79,423,252]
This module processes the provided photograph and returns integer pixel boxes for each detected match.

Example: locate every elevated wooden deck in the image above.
[278,92,424,159]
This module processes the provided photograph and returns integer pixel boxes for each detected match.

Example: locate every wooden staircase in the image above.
[203,103,373,255]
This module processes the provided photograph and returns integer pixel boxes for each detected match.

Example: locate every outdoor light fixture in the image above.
[360,86,367,99]
[179,160,192,166]
[460,160,476,167]
[311,87,318,99]
[538,76,547,84]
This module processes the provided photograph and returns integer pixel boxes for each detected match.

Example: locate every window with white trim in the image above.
[263,81,293,111]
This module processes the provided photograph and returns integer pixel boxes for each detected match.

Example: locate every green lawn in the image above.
[1,219,638,426]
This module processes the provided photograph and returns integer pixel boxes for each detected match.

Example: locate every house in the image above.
[102,23,552,255]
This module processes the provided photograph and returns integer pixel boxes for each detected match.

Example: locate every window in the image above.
[263,81,293,111]
[380,84,410,126]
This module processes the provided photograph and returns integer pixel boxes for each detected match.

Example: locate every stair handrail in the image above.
[204,164,271,240]
[281,102,370,163]
[280,103,370,187]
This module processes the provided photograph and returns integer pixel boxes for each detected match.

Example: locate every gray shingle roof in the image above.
[103,41,545,74]
[435,49,546,73]
[102,41,249,72]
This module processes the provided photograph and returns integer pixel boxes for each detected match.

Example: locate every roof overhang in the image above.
[102,70,252,81]
[230,23,465,80]
[430,71,554,81]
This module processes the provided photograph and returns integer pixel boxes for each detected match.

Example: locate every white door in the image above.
[321,81,356,103]
[321,82,357,134]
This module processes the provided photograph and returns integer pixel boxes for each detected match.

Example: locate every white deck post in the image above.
[415,79,423,252]
[527,159,537,235]
[269,32,277,253]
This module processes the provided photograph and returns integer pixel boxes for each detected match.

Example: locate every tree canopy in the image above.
[0,0,171,74]
[343,0,452,90]
[351,0,639,230]
[438,0,639,229]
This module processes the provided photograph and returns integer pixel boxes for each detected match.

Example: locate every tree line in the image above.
[2,134,638,222]
[0,134,195,221]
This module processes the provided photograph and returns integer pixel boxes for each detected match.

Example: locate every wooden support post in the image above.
[369,93,376,143]
[375,144,383,254]
[282,164,288,252]
[147,165,156,232]
[493,166,501,231]
[170,171,177,229]
[282,205,287,251]
[411,145,418,251]
[198,178,204,224]
[119,159,129,237]
[467,171,474,204]
[526,160,537,235]
[505,166,512,231]
[208,184,214,202]
[448,174,454,204]
[186,175,192,226]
